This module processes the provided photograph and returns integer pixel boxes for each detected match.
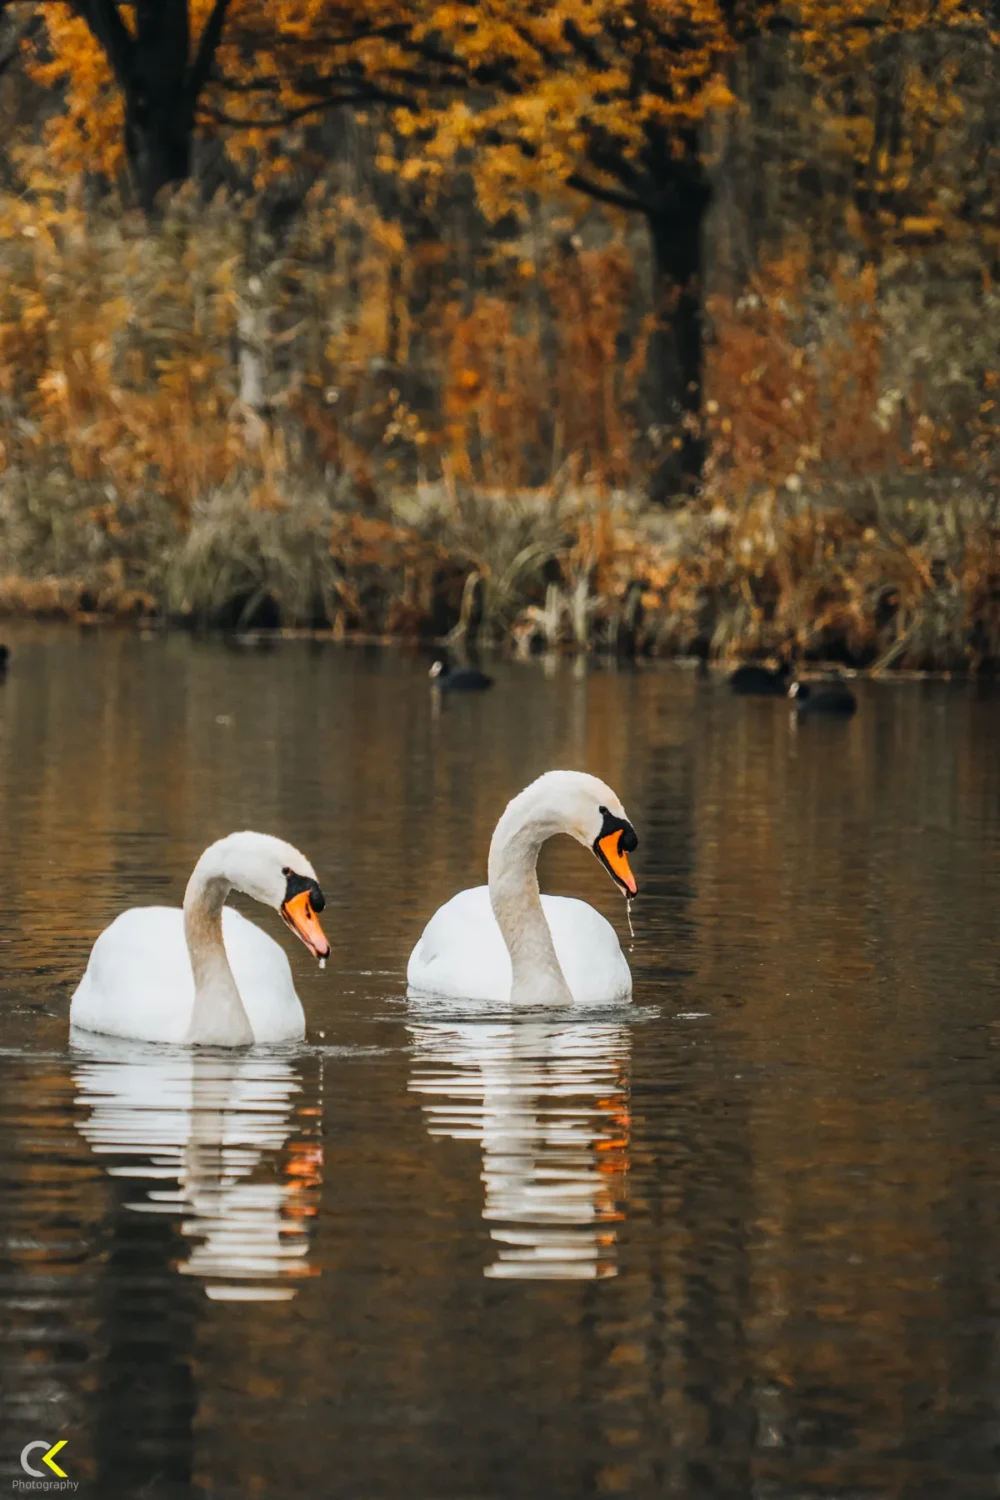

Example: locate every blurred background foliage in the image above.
[0,0,997,666]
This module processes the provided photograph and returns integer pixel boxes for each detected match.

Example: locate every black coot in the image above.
[429,655,493,693]
[789,680,857,717]
[729,661,791,696]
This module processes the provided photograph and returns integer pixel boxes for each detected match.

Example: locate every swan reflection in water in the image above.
[408,1010,632,1279]
[71,1034,322,1301]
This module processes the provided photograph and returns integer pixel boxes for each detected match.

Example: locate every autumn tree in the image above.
[8,0,997,498]
[16,0,429,210]
[399,0,995,496]
[398,3,744,497]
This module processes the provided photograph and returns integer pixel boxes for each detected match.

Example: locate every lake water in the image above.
[2,626,1000,1498]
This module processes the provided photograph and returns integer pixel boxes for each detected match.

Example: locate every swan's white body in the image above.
[70,832,328,1046]
[408,887,630,1005]
[407,770,636,1006]
[71,906,305,1045]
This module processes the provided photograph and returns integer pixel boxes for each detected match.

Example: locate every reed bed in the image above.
[0,188,996,671]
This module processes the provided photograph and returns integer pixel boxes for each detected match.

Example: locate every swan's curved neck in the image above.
[488,798,573,1005]
[183,847,254,1046]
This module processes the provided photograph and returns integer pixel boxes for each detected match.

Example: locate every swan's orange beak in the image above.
[596,830,638,899]
[280,889,330,962]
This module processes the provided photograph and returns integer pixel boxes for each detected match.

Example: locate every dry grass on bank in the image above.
[0,189,997,670]
[4,476,1000,673]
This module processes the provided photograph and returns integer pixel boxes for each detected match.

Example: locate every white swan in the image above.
[407,770,638,1005]
[70,831,331,1046]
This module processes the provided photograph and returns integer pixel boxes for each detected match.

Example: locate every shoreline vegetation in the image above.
[3,471,999,676]
[0,9,997,672]
[1,205,996,673]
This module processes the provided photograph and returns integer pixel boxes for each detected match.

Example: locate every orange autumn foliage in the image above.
[21,2,994,216]
[0,0,996,662]
[703,243,999,501]
[391,2,993,219]
[25,1,430,203]
[440,244,638,492]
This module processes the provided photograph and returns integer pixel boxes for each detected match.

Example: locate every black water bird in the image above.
[789,680,857,717]
[429,655,493,693]
[0,644,9,673]
[729,661,791,696]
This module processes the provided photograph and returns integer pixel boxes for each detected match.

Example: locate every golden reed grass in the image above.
[0,186,997,668]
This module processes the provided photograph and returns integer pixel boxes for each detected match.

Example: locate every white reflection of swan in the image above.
[407,1012,631,1280]
[71,1033,322,1302]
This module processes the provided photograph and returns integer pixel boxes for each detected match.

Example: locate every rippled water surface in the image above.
[2,626,1000,1498]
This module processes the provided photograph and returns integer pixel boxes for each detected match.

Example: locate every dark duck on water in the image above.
[788,680,857,717]
[728,661,791,696]
[429,654,494,693]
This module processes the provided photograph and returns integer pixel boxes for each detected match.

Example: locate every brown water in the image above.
[2,627,1000,1499]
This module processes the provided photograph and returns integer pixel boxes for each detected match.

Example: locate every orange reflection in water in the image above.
[408,1013,632,1280]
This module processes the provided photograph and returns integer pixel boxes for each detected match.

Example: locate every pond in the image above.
[2,626,1000,1499]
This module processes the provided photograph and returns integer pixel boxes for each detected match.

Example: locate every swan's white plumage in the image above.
[406,885,631,1005]
[407,770,637,1006]
[70,905,305,1045]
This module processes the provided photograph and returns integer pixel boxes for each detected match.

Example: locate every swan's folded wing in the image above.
[406,886,514,1003]
[70,907,196,1043]
[70,905,305,1044]
[406,888,632,1005]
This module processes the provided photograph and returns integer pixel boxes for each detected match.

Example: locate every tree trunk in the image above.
[76,0,209,211]
[124,100,194,210]
[123,1,194,210]
[645,168,712,503]
[237,274,269,447]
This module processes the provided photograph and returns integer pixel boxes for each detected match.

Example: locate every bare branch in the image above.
[210,73,283,95]
[562,18,607,70]
[189,0,231,101]
[565,172,647,213]
[197,82,413,130]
